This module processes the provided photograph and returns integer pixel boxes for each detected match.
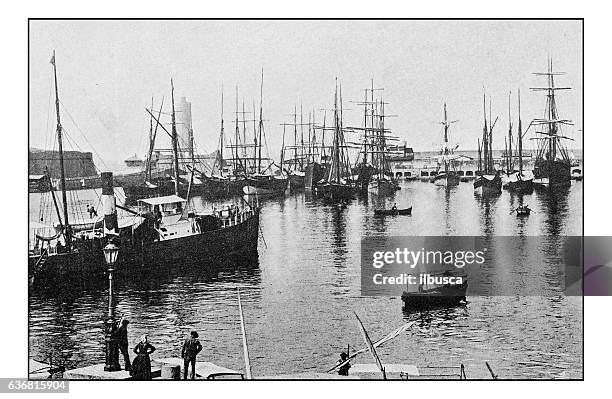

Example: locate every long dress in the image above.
[132,342,156,380]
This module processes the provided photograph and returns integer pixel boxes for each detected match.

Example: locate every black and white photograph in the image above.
[1,4,609,394]
[24,19,585,381]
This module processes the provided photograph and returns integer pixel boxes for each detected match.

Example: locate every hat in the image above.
[122,319,129,325]
[190,330,199,338]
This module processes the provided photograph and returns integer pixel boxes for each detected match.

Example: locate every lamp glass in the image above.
[103,243,119,266]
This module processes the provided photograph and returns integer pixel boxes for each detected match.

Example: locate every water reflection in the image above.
[29,181,583,377]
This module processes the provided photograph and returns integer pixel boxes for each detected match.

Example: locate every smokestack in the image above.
[101,172,118,235]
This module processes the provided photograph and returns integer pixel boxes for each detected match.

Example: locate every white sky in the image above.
[29,20,582,171]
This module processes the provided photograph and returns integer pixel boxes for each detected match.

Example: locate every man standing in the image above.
[112,319,131,372]
[181,331,202,380]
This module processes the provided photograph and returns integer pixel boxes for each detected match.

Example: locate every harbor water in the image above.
[29,180,583,379]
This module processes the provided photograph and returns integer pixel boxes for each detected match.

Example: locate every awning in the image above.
[118,216,144,229]
[138,195,186,206]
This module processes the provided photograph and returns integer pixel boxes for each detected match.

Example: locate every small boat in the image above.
[401,280,467,310]
[512,205,532,216]
[374,207,412,216]
[401,271,467,311]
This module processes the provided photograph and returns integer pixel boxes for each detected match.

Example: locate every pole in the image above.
[237,289,252,379]
[50,51,71,249]
[518,88,523,174]
[170,79,180,196]
[258,69,264,174]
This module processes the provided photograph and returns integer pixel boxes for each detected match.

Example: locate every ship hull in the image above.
[315,183,355,202]
[533,159,571,188]
[431,172,460,187]
[242,176,288,196]
[503,173,534,193]
[289,173,305,190]
[353,164,375,194]
[401,281,467,311]
[367,179,399,196]
[473,173,502,195]
[304,162,329,190]
[29,210,260,282]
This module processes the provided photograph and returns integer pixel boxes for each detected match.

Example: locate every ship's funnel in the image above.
[101,172,118,235]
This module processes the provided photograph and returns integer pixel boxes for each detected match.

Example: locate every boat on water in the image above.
[314,81,356,202]
[530,58,574,189]
[29,55,259,282]
[225,71,288,197]
[243,174,288,196]
[431,103,463,188]
[474,93,502,195]
[503,90,534,193]
[511,204,532,216]
[353,81,400,196]
[473,171,502,195]
[374,207,412,216]
[401,273,468,311]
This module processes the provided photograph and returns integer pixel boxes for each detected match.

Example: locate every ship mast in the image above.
[507,91,513,174]
[439,103,458,173]
[530,57,573,163]
[257,70,264,174]
[219,87,224,168]
[518,89,523,174]
[170,79,180,196]
[482,92,488,174]
[50,51,72,249]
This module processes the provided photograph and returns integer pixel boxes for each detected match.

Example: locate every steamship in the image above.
[29,54,259,283]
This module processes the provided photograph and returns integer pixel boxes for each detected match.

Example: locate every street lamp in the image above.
[103,242,121,372]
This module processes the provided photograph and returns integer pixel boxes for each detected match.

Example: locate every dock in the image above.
[61,357,243,380]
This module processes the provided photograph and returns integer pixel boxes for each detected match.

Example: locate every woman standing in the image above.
[132,334,156,380]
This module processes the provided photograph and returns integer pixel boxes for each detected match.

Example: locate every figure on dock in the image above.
[132,334,156,380]
[87,204,98,218]
[111,319,131,372]
[181,330,203,380]
[337,351,351,376]
[391,203,398,211]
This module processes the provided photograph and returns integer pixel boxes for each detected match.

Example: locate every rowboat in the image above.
[374,207,412,216]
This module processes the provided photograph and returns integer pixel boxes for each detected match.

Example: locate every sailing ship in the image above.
[196,89,240,197]
[29,53,259,282]
[473,94,502,195]
[225,73,288,197]
[503,90,534,193]
[351,81,399,196]
[530,58,574,189]
[314,82,356,202]
[431,103,461,187]
[303,109,332,191]
[280,105,316,190]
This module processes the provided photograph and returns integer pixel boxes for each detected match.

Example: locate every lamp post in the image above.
[103,242,121,372]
